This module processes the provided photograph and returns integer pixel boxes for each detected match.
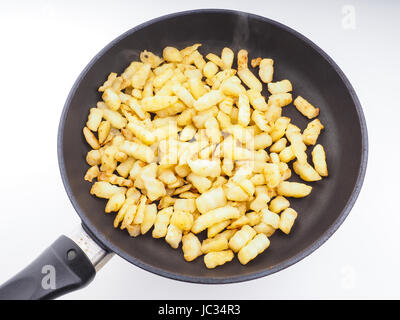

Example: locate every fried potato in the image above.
[105,192,125,213]
[163,46,183,62]
[90,181,125,199]
[269,196,290,213]
[268,93,292,107]
[303,119,324,146]
[171,210,194,231]
[141,204,157,234]
[84,165,100,182]
[258,58,274,83]
[277,181,312,198]
[204,250,234,269]
[293,160,322,182]
[207,220,231,238]
[141,96,178,112]
[152,207,173,238]
[312,144,328,177]
[201,236,229,254]
[83,127,100,150]
[193,90,224,111]
[238,233,270,265]
[236,50,262,91]
[268,79,292,94]
[221,47,234,70]
[165,224,183,249]
[279,208,298,234]
[182,233,202,262]
[294,96,320,119]
[253,222,276,237]
[229,225,256,253]
[87,108,103,132]
[261,208,280,229]
[192,205,240,233]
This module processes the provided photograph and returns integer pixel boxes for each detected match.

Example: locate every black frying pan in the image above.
[0,9,368,300]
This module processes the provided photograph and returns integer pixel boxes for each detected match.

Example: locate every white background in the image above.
[0,0,398,299]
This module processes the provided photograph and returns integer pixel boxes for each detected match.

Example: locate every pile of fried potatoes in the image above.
[83,44,328,268]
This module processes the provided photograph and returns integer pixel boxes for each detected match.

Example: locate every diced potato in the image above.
[105,192,125,213]
[293,96,320,119]
[188,159,221,178]
[204,250,234,269]
[163,46,183,62]
[152,207,173,238]
[182,233,202,262]
[254,133,273,150]
[192,205,240,233]
[279,208,298,234]
[228,215,250,230]
[249,193,270,212]
[171,210,194,231]
[203,61,219,78]
[187,173,212,194]
[270,138,287,153]
[193,90,224,111]
[103,109,127,129]
[141,96,178,112]
[131,63,151,89]
[268,79,292,94]
[207,220,231,238]
[259,58,274,83]
[84,165,100,182]
[269,196,290,213]
[229,225,256,252]
[260,208,280,229]
[141,204,157,234]
[264,163,281,189]
[174,198,196,213]
[87,108,103,132]
[268,93,292,107]
[238,233,270,265]
[247,89,268,111]
[221,47,234,69]
[201,237,229,253]
[293,160,322,182]
[312,144,328,177]
[165,224,183,249]
[253,222,276,237]
[195,187,227,214]
[90,181,124,199]
[303,119,324,145]
[223,181,249,201]
[102,88,121,111]
[119,140,155,163]
[277,181,312,198]
[83,127,100,150]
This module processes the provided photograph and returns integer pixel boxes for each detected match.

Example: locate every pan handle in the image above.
[0,226,112,300]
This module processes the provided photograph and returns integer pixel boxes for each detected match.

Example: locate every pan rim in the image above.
[57,8,368,284]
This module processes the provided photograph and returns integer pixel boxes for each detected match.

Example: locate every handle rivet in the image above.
[67,249,77,261]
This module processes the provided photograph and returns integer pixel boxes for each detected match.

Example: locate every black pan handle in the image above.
[0,227,110,300]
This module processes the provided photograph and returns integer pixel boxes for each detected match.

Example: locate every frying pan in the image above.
[0,9,368,300]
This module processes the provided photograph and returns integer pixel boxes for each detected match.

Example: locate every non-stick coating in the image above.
[58,9,368,283]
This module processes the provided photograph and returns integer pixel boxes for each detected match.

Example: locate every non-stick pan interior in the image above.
[58,10,367,283]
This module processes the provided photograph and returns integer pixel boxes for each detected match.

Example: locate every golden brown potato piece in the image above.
[312,144,328,177]
[294,96,320,119]
[303,119,324,145]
